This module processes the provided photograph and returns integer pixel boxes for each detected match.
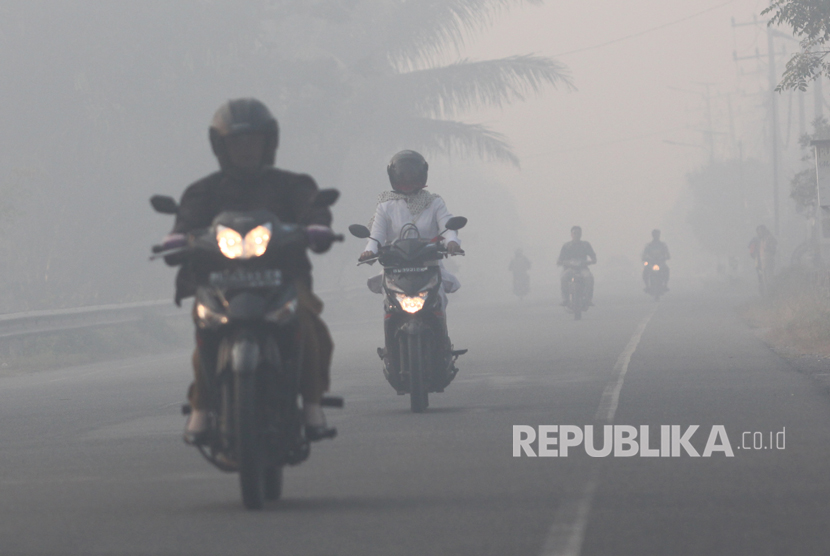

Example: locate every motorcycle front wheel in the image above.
[264,465,283,501]
[236,372,264,510]
[570,281,583,321]
[406,334,428,413]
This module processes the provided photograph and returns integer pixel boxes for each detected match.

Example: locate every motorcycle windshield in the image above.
[384,267,440,296]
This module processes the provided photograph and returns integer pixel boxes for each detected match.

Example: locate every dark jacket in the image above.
[171,167,331,303]
[557,240,596,266]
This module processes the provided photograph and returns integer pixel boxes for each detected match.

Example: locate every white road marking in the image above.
[540,469,600,556]
[540,308,656,556]
[595,309,657,423]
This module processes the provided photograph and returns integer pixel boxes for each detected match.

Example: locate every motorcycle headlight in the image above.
[644,261,649,266]
[195,302,228,327]
[217,226,244,259]
[244,225,272,258]
[216,223,272,259]
[396,292,428,314]
[264,298,298,324]
[652,264,660,271]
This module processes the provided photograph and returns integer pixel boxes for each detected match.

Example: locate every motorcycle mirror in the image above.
[348,224,371,239]
[313,189,340,207]
[445,216,467,231]
[150,195,178,215]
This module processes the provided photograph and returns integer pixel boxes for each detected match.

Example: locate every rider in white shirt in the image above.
[359,150,463,307]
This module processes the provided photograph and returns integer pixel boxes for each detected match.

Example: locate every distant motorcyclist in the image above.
[358,150,462,344]
[749,224,777,295]
[557,226,596,306]
[642,229,670,292]
[163,98,337,443]
[509,249,531,299]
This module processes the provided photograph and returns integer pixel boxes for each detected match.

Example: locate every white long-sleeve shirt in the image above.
[364,195,461,293]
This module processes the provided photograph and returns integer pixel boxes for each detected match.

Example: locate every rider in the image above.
[556,225,596,307]
[358,150,462,337]
[508,249,531,299]
[163,98,338,443]
[748,224,777,292]
[642,229,670,292]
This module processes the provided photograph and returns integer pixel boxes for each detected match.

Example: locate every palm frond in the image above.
[379,0,543,69]
[385,55,573,118]
[376,117,520,166]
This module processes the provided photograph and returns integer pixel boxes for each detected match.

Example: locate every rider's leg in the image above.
[184,326,218,442]
[296,281,336,438]
[583,269,595,305]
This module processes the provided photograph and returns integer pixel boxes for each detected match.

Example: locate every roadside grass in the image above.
[0,315,191,375]
[737,269,830,357]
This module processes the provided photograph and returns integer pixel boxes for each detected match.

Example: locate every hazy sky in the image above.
[448,0,803,286]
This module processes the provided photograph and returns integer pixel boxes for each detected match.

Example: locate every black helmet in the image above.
[387,150,428,191]
[209,98,279,171]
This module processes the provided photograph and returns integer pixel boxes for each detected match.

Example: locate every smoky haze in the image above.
[0,0,806,311]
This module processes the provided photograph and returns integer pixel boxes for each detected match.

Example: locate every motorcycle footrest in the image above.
[451,349,468,357]
[321,396,344,408]
[181,403,192,416]
[377,347,386,360]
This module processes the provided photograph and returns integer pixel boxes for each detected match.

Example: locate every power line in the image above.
[552,0,737,58]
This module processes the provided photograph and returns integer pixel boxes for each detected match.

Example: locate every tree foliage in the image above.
[763,0,830,90]
[0,0,568,309]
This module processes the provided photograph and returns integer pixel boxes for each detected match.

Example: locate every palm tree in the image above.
[265,0,573,187]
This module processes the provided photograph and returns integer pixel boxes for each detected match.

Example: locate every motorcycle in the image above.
[562,259,589,320]
[349,218,468,413]
[643,260,668,301]
[149,190,343,510]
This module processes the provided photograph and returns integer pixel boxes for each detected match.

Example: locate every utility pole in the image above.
[767,27,781,235]
[732,15,795,237]
[667,83,721,162]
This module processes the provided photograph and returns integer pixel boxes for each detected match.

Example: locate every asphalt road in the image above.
[1,290,829,555]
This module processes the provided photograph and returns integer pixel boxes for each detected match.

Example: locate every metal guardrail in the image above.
[0,285,369,340]
[0,300,183,339]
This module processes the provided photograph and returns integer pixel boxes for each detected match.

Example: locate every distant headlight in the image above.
[396,292,428,314]
[652,264,660,271]
[644,261,649,266]
[216,223,272,259]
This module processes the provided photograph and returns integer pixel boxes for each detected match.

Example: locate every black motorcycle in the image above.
[562,259,589,320]
[643,260,667,300]
[150,191,343,510]
[349,218,468,413]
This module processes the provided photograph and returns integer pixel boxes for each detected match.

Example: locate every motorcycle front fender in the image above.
[231,337,260,375]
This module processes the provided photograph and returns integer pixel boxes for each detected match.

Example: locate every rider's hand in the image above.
[359,250,376,262]
[307,225,336,253]
[447,241,463,255]
[161,233,187,250]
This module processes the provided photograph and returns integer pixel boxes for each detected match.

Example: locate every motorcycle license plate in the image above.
[209,269,282,288]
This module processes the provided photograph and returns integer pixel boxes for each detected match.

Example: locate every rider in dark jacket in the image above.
[642,229,670,291]
[556,226,596,306]
[167,98,337,443]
